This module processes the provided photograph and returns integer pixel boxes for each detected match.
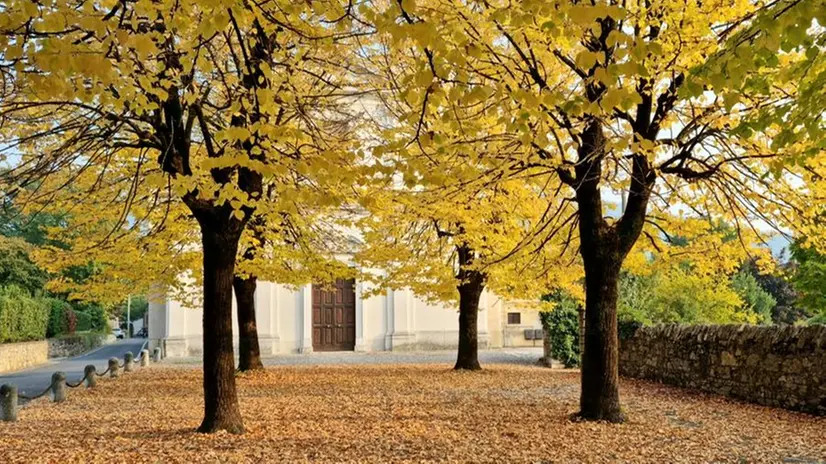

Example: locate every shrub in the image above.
[731,270,776,324]
[808,312,826,326]
[72,301,108,332]
[74,310,92,332]
[0,285,49,343]
[539,294,581,368]
[618,316,644,340]
[53,332,106,352]
[46,298,71,337]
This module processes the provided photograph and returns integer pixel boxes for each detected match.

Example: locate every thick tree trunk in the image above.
[454,243,485,371]
[578,256,624,422]
[455,276,484,371]
[233,275,264,372]
[578,305,585,362]
[572,119,632,423]
[197,226,245,434]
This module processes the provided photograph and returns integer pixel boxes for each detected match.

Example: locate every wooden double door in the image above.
[312,279,356,351]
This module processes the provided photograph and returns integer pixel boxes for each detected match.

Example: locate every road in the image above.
[0,338,147,400]
[259,347,546,367]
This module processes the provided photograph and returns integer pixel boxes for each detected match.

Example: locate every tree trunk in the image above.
[455,276,484,370]
[233,274,264,372]
[578,305,585,362]
[578,255,624,423]
[197,225,245,434]
[455,243,485,371]
[571,119,637,423]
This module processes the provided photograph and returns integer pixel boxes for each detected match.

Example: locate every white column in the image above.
[253,282,279,355]
[384,288,395,350]
[479,290,491,349]
[300,284,313,353]
[269,283,280,353]
[164,298,189,357]
[391,289,416,350]
[354,281,367,352]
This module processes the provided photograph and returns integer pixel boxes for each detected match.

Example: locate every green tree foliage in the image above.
[0,205,66,247]
[0,236,47,295]
[617,269,763,325]
[111,296,149,322]
[0,286,49,343]
[731,270,776,324]
[617,272,658,325]
[0,204,114,331]
[740,258,803,324]
[790,239,826,323]
[72,301,108,332]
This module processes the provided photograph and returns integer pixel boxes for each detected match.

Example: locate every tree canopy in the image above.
[2,0,826,432]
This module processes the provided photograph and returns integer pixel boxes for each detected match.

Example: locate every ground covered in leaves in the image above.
[1,363,823,463]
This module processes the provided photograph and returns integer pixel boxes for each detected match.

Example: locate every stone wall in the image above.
[619,324,826,415]
[0,340,49,373]
[47,334,106,358]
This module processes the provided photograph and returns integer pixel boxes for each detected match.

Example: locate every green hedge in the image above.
[0,286,49,343]
[74,310,92,332]
[52,332,106,352]
[46,298,72,337]
[46,299,110,337]
[539,296,582,368]
[72,302,107,332]
[540,294,645,368]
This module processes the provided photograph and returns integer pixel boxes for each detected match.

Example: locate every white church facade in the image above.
[147,278,543,357]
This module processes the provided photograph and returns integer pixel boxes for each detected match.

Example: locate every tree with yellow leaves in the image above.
[356,40,582,370]
[0,0,361,433]
[366,0,811,422]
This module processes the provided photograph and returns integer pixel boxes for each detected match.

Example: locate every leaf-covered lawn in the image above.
[1,364,823,463]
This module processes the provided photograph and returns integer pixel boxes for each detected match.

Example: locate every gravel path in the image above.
[162,347,547,367]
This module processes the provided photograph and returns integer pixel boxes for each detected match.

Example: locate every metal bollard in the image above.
[140,349,150,367]
[109,357,120,378]
[123,352,134,373]
[0,384,18,422]
[152,347,162,363]
[84,365,97,388]
[50,372,67,403]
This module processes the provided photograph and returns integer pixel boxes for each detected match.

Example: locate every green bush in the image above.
[53,332,106,351]
[74,310,92,332]
[808,312,826,326]
[72,301,108,332]
[0,285,49,343]
[618,316,644,340]
[539,293,582,368]
[46,298,71,337]
[540,307,581,368]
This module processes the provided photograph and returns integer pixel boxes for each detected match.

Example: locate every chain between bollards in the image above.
[1,346,162,422]
[17,384,52,401]
[65,365,99,389]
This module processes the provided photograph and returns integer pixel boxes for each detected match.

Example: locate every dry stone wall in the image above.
[0,340,48,373]
[619,324,826,415]
[47,334,106,358]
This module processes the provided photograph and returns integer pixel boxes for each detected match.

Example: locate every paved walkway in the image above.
[161,347,547,367]
[0,338,147,399]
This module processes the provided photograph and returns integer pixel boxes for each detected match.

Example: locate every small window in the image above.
[507,312,521,325]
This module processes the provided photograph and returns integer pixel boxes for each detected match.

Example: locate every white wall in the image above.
[150,278,538,356]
